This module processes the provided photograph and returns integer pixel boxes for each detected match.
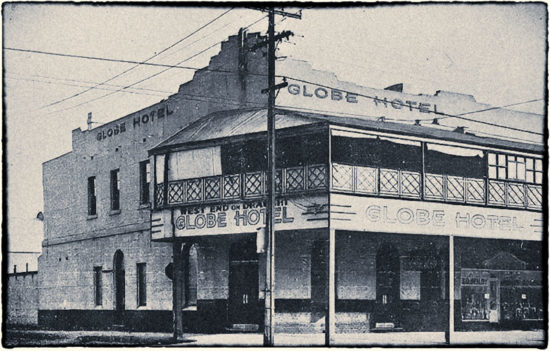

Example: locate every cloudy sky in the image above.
[3,4,547,252]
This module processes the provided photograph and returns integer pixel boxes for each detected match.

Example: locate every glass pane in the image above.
[498,154,506,165]
[526,171,534,183]
[517,157,524,164]
[488,166,497,179]
[488,153,496,165]
[508,161,516,179]
[498,167,506,179]
[517,162,525,180]
[526,158,533,170]
[535,159,542,171]
[535,172,543,184]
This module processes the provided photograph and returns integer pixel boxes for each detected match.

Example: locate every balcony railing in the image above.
[331,163,542,210]
[155,164,328,207]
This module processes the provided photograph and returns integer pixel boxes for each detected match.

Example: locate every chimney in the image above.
[87,112,93,131]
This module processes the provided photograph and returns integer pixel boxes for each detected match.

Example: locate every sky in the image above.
[3,4,547,253]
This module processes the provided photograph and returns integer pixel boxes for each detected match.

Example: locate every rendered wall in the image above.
[7,272,39,326]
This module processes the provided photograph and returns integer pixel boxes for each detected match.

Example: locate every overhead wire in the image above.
[5,76,169,98]
[36,8,233,110]
[31,14,269,117]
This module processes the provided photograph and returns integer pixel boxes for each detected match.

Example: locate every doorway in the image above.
[228,239,259,325]
[113,250,125,324]
[373,243,401,328]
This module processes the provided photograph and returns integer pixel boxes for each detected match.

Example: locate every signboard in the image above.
[151,195,328,240]
[330,194,543,241]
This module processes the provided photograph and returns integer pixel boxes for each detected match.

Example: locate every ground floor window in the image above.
[456,237,543,329]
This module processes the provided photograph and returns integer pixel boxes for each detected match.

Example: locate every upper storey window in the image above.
[488,153,542,184]
[88,176,97,216]
[140,161,151,204]
[110,169,120,211]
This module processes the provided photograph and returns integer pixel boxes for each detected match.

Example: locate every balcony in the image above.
[155,164,328,207]
[331,163,542,211]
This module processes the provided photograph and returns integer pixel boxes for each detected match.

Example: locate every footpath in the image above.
[3,328,545,347]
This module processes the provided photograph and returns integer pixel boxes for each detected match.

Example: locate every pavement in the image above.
[3,328,546,347]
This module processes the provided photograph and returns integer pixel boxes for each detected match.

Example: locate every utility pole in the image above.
[264,8,276,346]
[249,7,301,346]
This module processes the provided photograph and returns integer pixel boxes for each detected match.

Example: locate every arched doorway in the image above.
[113,250,125,324]
[373,243,401,329]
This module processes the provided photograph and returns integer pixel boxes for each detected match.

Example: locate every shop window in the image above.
[184,244,198,308]
[94,266,102,306]
[137,263,146,307]
[87,176,97,216]
[139,161,150,204]
[110,169,120,211]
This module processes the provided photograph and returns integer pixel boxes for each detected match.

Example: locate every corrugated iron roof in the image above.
[150,107,544,154]
[150,108,318,152]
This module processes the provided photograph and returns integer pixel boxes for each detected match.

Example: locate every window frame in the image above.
[488,153,542,184]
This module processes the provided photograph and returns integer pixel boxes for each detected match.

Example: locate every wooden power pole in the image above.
[249,7,301,346]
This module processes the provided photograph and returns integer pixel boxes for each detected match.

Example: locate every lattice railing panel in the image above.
[286,167,305,192]
[380,169,399,195]
[447,176,465,202]
[507,183,525,207]
[488,180,506,206]
[400,171,421,198]
[466,178,485,204]
[355,166,377,194]
[223,174,241,199]
[526,184,542,209]
[186,178,203,202]
[168,181,185,204]
[245,172,263,196]
[332,163,353,190]
[155,183,165,207]
[424,174,444,200]
[204,177,221,200]
[308,164,327,190]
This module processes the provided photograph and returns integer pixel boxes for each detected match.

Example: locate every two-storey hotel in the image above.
[39,31,545,344]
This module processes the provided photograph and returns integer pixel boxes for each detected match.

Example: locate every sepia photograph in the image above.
[3,3,546,347]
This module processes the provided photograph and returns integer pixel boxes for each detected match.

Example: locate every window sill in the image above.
[87,214,98,220]
[139,202,151,209]
[109,209,121,216]
[182,305,197,312]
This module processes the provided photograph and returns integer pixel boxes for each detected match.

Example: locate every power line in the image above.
[39,15,269,116]
[5,76,169,97]
[280,75,544,136]
[38,8,233,109]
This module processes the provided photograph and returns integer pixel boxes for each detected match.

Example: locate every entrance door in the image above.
[374,243,401,328]
[114,250,125,324]
[228,240,259,325]
[488,278,500,323]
